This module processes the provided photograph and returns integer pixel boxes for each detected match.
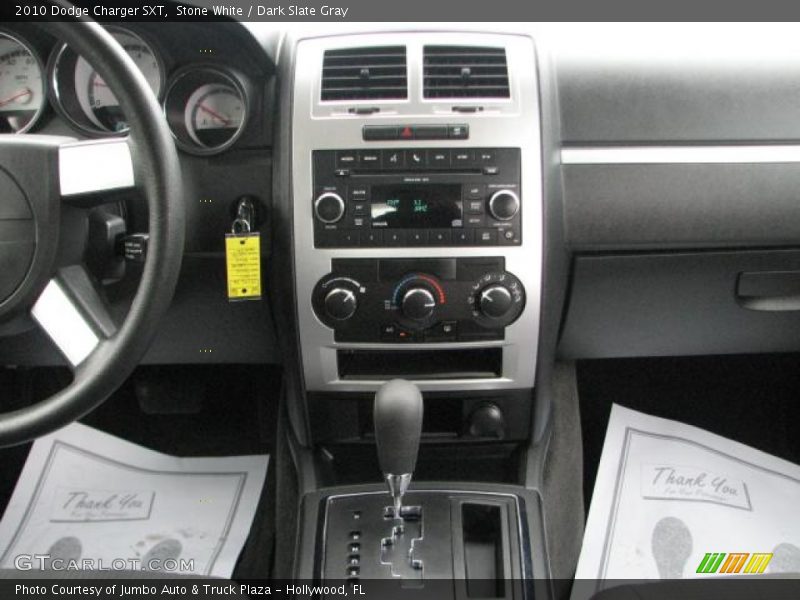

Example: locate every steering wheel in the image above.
[0,19,184,446]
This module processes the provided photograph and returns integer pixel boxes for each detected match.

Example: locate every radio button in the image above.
[453,229,474,245]
[385,230,406,245]
[475,229,498,245]
[358,150,381,169]
[453,150,474,166]
[348,186,369,202]
[498,229,520,245]
[334,168,350,177]
[350,216,368,228]
[476,149,495,164]
[339,231,361,247]
[407,150,427,168]
[352,202,368,216]
[429,149,451,167]
[336,151,358,169]
[362,230,384,246]
[466,214,487,227]
[465,184,485,199]
[430,230,452,245]
[466,200,484,214]
[382,150,405,169]
[408,230,428,246]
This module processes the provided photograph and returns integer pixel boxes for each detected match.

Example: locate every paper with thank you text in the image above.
[0,422,268,577]
[573,404,800,599]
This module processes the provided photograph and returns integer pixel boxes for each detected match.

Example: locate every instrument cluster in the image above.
[0,25,254,156]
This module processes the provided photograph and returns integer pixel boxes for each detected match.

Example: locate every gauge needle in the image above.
[93,79,109,88]
[198,103,230,126]
[0,88,32,107]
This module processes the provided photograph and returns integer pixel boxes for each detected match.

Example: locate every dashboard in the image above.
[3,21,800,377]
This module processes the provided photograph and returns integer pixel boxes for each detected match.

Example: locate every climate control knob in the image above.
[488,189,520,221]
[478,284,514,319]
[314,192,345,224]
[401,287,437,321]
[324,287,357,321]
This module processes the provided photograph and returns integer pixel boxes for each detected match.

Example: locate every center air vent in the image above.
[423,45,510,99]
[321,46,408,101]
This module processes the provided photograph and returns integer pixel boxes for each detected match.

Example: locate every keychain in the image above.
[225,197,261,301]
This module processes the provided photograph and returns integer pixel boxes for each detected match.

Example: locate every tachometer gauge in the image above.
[0,31,45,133]
[74,28,162,132]
[185,83,245,149]
[164,67,249,155]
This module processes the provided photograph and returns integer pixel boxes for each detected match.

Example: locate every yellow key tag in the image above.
[225,232,261,301]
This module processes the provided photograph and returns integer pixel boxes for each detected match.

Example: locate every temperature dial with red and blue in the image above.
[391,273,447,329]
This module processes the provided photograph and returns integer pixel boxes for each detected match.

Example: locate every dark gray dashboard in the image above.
[4,24,800,367]
[555,43,800,358]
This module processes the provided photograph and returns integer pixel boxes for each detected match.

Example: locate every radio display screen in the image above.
[370,185,463,229]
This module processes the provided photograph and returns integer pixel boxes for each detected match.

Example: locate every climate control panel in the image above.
[311,257,525,343]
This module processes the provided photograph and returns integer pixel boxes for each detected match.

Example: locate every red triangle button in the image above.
[400,126,413,139]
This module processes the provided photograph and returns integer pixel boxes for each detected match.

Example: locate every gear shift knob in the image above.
[374,379,423,517]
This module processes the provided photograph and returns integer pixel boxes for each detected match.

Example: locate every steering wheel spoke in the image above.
[0,19,183,447]
[30,265,117,369]
[59,138,135,204]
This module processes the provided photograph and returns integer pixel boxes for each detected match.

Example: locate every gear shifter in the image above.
[374,379,423,518]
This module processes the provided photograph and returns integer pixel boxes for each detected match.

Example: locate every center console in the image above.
[287,31,547,592]
[292,33,542,394]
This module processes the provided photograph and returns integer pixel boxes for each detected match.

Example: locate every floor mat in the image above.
[0,422,268,578]
[572,404,800,599]
[578,355,800,513]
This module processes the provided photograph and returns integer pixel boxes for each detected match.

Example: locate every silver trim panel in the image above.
[292,32,542,393]
[561,145,800,165]
[31,279,99,367]
[59,138,135,196]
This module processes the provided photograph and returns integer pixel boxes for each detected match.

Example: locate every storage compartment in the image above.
[560,249,800,358]
[461,503,507,597]
[337,348,503,380]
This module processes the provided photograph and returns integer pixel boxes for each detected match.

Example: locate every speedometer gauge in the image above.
[0,31,44,133]
[185,83,245,149]
[62,28,162,134]
[75,29,161,132]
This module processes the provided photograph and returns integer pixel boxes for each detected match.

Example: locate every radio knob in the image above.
[314,192,345,224]
[488,190,520,221]
[401,287,437,321]
[478,284,514,319]
[324,287,357,321]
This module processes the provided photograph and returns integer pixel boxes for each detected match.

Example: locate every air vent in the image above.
[321,46,408,101]
[423,45,510,99]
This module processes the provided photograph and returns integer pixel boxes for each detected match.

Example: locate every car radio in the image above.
[312,148,521,248]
